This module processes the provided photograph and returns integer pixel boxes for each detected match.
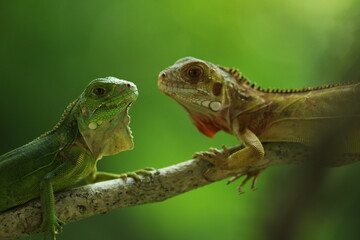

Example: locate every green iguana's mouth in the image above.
[92,90,138,115]
[109,90,138,109]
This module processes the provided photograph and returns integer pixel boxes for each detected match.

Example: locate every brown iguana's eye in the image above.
[92,87,106,96]
[187,65,203,80]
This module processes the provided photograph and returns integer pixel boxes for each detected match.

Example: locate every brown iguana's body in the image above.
[158,57,360,192]
[220,83,358,147]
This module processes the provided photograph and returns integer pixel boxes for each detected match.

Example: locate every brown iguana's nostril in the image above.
[159,71,167,79]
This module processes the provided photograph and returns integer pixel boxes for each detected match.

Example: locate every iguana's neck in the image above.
[35,100,80,148]
[193,83,269,136]
[78,109,134,160]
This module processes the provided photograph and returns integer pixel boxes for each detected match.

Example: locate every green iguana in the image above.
[158,57,360,193]
[0,77,148,239]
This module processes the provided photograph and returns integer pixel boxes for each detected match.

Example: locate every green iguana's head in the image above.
[76,77,138,159]
[158,57,240,137]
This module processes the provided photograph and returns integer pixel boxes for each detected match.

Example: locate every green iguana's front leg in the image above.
[39,145,97,240]
[86,168,157,183]
[39,161,74,240]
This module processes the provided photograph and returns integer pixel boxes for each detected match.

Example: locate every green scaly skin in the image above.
[158,57,360,193]
[0,77,149,239]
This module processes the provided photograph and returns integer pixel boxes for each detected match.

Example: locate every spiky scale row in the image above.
[219,66,242,80]
[228,67,241,79]
[221,66,355,94]
[37,100,78,139]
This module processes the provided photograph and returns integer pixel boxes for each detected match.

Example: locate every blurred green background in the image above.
[1,0,360,239]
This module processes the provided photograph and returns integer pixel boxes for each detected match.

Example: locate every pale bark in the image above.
[0,143,358,240]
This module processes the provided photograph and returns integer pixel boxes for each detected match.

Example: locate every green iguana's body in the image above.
[158,57,360,192]
[0,77,139,239]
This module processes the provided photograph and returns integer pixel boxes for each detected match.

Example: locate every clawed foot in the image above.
[193,146,265,194]
[41,216,65,240]
[118,167,159,182]
[193,145,231,168]
[227,169,264,194]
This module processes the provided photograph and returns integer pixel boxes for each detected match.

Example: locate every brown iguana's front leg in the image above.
[194,126,267,193]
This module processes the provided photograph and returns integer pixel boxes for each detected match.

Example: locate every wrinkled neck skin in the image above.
[78,108,134,160]
[176,83,268,138]
[174,85,235,137]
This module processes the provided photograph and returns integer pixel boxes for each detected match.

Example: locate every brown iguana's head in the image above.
[158,57,240,137]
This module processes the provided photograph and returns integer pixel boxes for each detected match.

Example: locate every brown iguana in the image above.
[158,57,360,193]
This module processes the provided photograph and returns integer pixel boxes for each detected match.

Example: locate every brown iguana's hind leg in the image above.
[226,169,265,194]
[194,128,267,193]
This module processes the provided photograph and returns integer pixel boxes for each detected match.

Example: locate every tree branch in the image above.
[0,142,358,239]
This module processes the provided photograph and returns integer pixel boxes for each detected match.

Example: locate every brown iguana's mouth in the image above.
[158,80,218,108]
[159,80,192,91]
[158,80,208,96]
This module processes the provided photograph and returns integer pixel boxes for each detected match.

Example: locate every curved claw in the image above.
[227,173,245,185]
[209,147,221,154]
[193,151,217,164]
[221,145,230,156]
[41,216,65,240]
[192,151,207,159]
[138,167,158,174]
[119,168,158,183]
[118,173,128,183]
[193,145,231,167]
[126,172,142,181]
[227,169,264,194]
[54,217,65,234]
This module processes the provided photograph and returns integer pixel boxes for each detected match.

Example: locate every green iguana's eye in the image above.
[187,65,203,81]
[92,87,106,96]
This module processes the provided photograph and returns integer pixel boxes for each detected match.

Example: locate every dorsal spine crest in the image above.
[37,100,78,139]
[220,66,355,94]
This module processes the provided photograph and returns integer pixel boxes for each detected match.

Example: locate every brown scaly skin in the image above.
[158,57,360,193]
